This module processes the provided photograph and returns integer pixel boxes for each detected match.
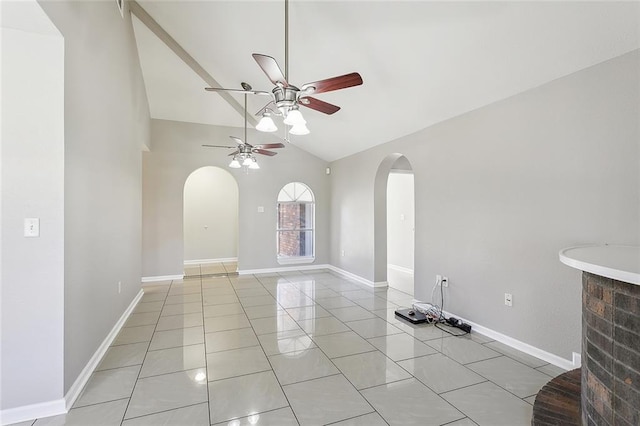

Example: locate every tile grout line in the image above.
[271,272,387,424]
[250,272,303,425]
[198,268,213,426]
[118,277,171,425]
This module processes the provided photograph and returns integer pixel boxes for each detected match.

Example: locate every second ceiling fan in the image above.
[205,0,363,136]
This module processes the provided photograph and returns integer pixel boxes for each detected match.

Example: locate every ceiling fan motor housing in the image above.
[273,86,299,115]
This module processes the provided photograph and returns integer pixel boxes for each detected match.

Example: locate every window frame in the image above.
[276,183,315,264]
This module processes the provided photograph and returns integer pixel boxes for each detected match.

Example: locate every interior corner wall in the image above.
[1,24,64,413]
[38,0,151,393]
[183,167,239,262]
[329,50,640,361]
[142,119,330,277]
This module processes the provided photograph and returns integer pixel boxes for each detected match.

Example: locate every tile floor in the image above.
[15,265,565,426]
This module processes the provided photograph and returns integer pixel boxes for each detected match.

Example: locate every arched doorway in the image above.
[374,154,415,295]
[183,166,239,276]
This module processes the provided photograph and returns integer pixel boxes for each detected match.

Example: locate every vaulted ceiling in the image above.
[131,1,640,161]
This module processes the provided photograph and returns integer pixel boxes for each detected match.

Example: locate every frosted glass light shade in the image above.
[242,156,253,166]
[283,109,305,126]
[256,115,277,132]
[248,160,260,169]
[229,159,241,168]
[289,122,310,135]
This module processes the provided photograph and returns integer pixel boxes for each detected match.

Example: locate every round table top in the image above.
[559,244,640,285]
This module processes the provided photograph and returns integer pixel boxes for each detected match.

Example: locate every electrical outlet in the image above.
[118,281,122,294]
[504,293,513,307]
[436,275,448,287]
[341,250,345,257]
[24,218,40,237]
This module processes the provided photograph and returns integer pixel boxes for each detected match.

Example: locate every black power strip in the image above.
[445,316,472,333]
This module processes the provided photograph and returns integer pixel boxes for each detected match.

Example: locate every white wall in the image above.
[386,171,415,294]
[387,172,415,270]
[38,0,150,394]
[1,18,65,417]
[184,167,238,262]
[330,50,640,361]
[143,119,330,277]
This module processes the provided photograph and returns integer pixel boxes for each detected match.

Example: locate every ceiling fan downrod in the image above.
[284,0,289,81]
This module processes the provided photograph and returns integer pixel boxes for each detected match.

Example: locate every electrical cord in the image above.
[411,276,443,322]
[413,274,470,337]
[435,321,469,337]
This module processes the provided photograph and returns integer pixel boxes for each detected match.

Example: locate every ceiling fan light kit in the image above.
[282,108,305,126]
[203,92,285,171]
[289,122,310,135]
[256,114,278,132]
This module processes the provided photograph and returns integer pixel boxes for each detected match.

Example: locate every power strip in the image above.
[446,316,472,333]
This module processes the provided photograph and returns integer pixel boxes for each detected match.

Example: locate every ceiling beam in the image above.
[129,1,257,126]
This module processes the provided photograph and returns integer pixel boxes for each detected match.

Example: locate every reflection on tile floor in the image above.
[20,265,563,426]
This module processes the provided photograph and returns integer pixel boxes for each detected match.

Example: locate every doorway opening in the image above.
[386,161,415,294]
[183,166,239,277]
[374,154,415,295]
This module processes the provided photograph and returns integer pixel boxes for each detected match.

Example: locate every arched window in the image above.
[277,182,315,264]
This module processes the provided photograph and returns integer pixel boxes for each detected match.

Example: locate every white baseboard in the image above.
[238,263,331,276]
[64,290,144,410]
[0,398,66,426]
[236,264,388,289]
[325,265,388,288]
[387,264,414,275]
[572,352,582,367]
[184,257,237,265]
[443,310,576,371]
[0,290,144,425]
[141,274,183,283]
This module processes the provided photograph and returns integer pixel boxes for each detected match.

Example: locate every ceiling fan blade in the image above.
[252,54,288,87]
[299,97,341,115]
[300,72,363,95]
[202,144,236,149]
[253,149,278,157]
[229,136,245,145]
[253,143,285,150]
[228,150,240,156]
[205,87,271,96]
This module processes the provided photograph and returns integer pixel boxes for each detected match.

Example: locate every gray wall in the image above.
[143,119,330,277]
[39,0,150,392]
[330,50,640,360]
[1,17,65,410]
[184,166,239,261]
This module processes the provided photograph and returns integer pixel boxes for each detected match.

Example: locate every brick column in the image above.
[582,272,639,425]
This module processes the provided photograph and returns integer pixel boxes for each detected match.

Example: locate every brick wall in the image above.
[278,203,308,257]
[582,272,640,425]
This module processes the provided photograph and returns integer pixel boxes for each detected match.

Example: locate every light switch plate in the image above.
[257,206,265,213]
[24,218,40,237]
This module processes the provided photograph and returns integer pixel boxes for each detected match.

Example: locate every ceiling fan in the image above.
[202,89,284,169]
[205,0,363,136]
